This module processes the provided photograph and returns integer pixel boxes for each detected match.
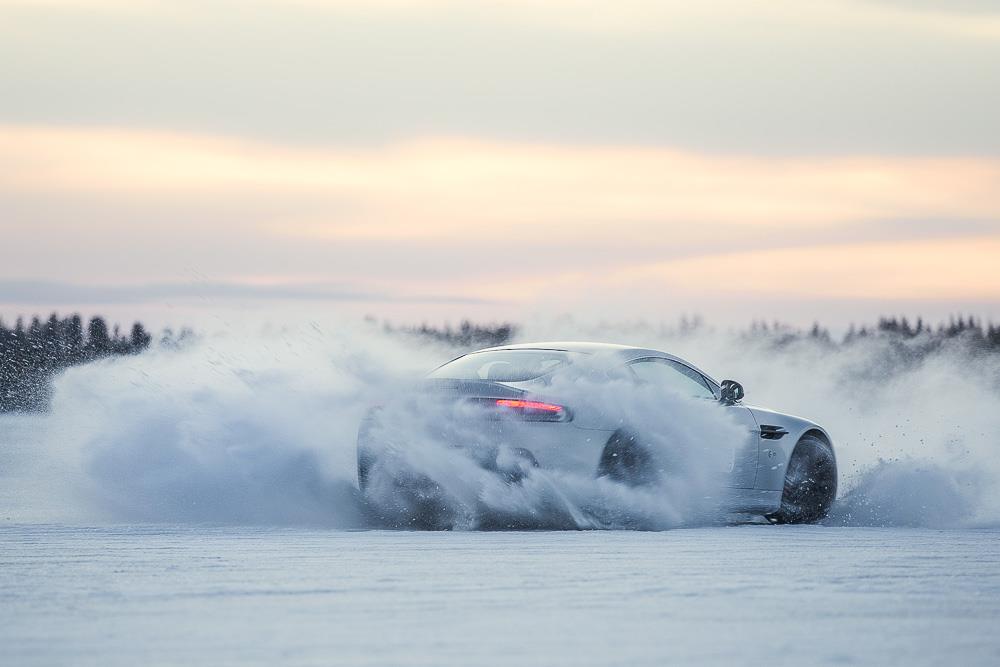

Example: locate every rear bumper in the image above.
[357,418,615,489]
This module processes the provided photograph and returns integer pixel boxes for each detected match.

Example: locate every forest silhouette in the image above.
[3,312,1000,413]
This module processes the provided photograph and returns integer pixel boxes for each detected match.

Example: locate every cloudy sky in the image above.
[2,0,999,326]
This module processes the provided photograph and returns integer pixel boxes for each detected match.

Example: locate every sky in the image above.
[1,0,999,328]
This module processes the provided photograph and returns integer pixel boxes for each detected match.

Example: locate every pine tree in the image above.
[41,313,63,369]
[86,316,111,358]
[130,322,152,352]
[64,314,84,363]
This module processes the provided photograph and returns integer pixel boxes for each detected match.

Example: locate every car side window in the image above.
[627,358,716,400]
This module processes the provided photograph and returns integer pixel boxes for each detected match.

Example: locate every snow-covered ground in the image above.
[2,524,999,666]
[3,325,1000,665]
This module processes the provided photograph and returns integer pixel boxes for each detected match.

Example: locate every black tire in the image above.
[596,430,657,486]
[768,434,837,524]
[357,448,373,492]
[356,408,378,492]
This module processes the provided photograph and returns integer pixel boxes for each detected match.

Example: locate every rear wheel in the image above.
[768,434,837,524]
[597,431,657,486]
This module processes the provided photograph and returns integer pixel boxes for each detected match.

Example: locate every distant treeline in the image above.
[745,315,1000,352]
[392,315,1000,354]
[383,319,517,350]
[4,313,1000,413]
[0,313,152,412]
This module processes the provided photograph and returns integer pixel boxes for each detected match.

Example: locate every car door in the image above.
[627,358,759,488]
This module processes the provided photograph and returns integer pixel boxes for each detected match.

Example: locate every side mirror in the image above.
[720,379,745,405]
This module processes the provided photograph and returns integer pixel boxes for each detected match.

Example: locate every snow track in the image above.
[2,524,998,666]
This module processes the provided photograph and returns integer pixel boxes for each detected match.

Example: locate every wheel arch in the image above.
[595,428,657,485]
[798,427,835,461]
[787,426,839,502]
[766,426,839,523]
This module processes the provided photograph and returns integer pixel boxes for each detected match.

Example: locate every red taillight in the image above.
[494,399,570,421]
[496,399,562,412]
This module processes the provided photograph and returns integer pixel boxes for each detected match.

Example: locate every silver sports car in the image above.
[357,342,837,525]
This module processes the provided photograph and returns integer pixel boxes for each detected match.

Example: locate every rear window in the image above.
[428,350,575,382]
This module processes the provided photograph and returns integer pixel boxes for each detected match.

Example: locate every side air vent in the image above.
[759,425,789,440]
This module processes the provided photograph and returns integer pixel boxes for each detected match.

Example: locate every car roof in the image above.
[471,341,720,387]
[479,341,674,361]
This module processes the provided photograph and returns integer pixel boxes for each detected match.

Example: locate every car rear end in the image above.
[356,349,616,492]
